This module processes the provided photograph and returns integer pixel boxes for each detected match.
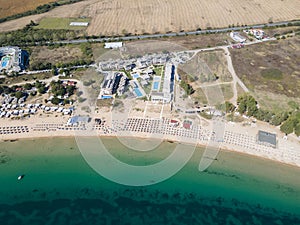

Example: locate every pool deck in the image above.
[130,80,146,98]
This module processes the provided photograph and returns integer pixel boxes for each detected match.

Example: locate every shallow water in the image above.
[0,137,300,225]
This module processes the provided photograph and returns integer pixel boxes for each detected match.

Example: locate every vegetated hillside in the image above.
[0,0,54,18]
[231,37,300,98]
[230,36,300,112]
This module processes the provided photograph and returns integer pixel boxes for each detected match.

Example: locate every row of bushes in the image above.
[0,24,81,46]
[50,80,76,97]
[29,59,93,71]
[237,94,300,136]
[0,81,47,97]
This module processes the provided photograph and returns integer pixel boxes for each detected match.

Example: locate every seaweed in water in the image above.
[205,170,240,180]
[0,152,10,164]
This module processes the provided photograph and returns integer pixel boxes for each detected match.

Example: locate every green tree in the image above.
[63,99,70,105]
[51,97,60,105]
[270,111,289,126]
[15,91,24,99]
[66,85,75,96]
[237,94,258,116]
[238,101,247,114]
[24,83,32,90]
[280,118,295,134]
[180,80,194,95]
[38,86,47,94]
[225,101,235,113]
[295,123,300,137]
[35,81,43,88]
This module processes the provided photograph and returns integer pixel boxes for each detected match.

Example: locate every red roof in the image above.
[183,123,191,129]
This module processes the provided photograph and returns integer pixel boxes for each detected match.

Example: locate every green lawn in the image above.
[261,68,283,80]
[221,83,234,101]
[153,66,164,76]
[36,17,91,30]
[193,88,208,105]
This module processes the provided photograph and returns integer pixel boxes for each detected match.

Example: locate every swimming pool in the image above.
[153,81,160,91]
[134,88,143,97]
[101,95,113,100]
[132,73,140,79]
[1,57,10,68]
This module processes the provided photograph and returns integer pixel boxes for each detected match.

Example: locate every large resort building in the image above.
[99,72,128,99]
[151,63,175,103]
[0,46,28,74]
[98,52,176,103]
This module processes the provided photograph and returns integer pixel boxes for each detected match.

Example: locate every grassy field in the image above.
[0,0,54,19]
[220,84,234,101]
[236,83,245,97]
[166,33,230,50]
[196,50,232,82]
[193,88,208,105]
[253,90,300,113]
[265,26,300,37]
[36,17,90,30]
[0,0,299,35]
[91,43,110,61]
[261,68,283,80]
[230,37,300,97]
[29,45,84,65]
[179,50,232,84]
[230,36,300,112]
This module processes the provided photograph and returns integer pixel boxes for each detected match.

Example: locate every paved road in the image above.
[51,20,299,45]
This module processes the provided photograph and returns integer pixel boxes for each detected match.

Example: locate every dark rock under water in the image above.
[0,192,299,225]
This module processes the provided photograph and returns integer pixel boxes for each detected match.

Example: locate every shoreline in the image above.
[0,113,299,169]
[2,132,300,169]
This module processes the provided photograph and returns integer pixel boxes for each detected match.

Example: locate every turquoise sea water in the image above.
[0,137,300,225]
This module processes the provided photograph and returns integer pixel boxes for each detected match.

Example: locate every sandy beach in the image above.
[0,112,299,169]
